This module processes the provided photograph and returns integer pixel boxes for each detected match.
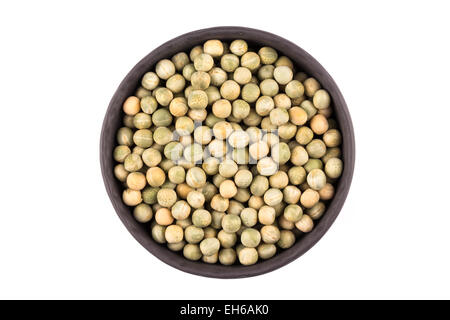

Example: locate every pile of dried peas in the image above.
[113,39,343,265]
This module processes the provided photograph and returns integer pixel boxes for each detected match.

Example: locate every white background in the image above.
[0,0,449,300]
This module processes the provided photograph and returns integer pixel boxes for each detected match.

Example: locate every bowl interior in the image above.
[100,27,355,278]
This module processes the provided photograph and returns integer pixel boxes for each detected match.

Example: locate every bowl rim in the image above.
[100,26,355,279]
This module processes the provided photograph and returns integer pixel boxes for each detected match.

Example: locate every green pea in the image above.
[113,145,131,162]
[183,244,202,261]
[124,153,143,172]
[185,225,204,244]
[221,214,241,233]
[192,209,212,228]
[153,127,173,145]
[241,228,261,248]
[116,127,133,146]
[140,96,158,114]
[152,108,173,127]
[200,238,220,256]
[164,142,184,161]
[133,112,152,129]
[257,243,277,259]
[133,129,153,148]
[142,187,159,205]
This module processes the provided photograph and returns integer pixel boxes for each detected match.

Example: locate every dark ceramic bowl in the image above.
[100,26,355,278]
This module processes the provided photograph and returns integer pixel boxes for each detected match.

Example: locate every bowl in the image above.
[100,26,355,278]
